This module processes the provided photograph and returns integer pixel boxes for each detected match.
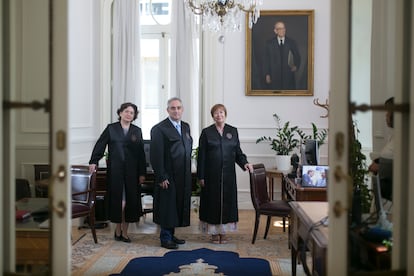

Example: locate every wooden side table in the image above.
[265,168,284,200]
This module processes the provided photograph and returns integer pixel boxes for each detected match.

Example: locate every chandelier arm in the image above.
[187,0,205,15]
[236,3,256,13]
[185,0,262,32]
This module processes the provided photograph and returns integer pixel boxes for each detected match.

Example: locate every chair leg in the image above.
[282,217,286,232]
[252,212,260,244]
[90,208,98,243]
[264,215,271,239]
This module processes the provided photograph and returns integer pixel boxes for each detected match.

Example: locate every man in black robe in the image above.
[264,21,301,90]
[150,97,193,249]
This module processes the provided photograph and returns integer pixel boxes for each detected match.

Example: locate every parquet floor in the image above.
[72,208,285,241]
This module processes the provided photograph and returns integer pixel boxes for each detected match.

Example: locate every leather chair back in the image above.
[249,164,270,209]
[71,165,98,243]
[16,178,31,200]
[71,166,95,204]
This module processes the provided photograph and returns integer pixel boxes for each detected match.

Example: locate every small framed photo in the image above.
[245,10,314,96]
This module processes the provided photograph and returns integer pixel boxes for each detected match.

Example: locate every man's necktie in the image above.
[176,124,181,136]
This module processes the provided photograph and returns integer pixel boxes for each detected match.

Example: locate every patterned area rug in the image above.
[109,248,272,276]
[71,232,293,276]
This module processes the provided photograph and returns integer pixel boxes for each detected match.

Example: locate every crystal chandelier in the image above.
[184,0,263,32]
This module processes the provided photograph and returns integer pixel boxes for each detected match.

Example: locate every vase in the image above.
[275,155,292,172]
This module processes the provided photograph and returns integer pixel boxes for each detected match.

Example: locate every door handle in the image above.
[350,102,409,114]
[2,99,50,112]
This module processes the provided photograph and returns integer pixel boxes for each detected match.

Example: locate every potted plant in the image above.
[349,120,372,224]
[104,151,109,167]
[256,114,300,171]
[296,123,328,146]
[190,147,201,213]
[191,147,201,196]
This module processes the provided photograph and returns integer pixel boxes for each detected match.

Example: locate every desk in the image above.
[15,198,49,265]
[265,168,284,200]
[289,201,328,276]
[284,176,327,201]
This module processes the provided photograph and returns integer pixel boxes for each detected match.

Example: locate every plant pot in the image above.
[275,155,291,172]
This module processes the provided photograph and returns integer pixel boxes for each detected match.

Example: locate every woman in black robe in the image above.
[197,104,253,244]
[89,102,146,243]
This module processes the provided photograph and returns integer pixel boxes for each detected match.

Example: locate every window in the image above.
[105,0,199,140]
[138,0,172,139]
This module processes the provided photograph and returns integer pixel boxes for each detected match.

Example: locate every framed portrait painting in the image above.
[245,10,314,96]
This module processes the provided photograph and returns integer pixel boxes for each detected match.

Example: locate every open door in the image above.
[1,0,70,274]
[329,0,413,274]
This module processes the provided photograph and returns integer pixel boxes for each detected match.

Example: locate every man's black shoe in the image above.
[161,240,178,249]
[172,236,186,244]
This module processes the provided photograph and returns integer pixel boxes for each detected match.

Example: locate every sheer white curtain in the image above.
[171,1,201,141]
[112,0,140,117]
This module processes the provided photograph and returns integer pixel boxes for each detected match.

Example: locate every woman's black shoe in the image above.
[114,230,122,241]
[121,235,131,243]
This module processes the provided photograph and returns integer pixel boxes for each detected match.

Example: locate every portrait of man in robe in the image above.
[246,10,314,96]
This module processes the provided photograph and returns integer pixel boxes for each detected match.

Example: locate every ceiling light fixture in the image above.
[184,0,262,32]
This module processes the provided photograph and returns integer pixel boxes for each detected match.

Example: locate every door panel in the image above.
[1,0,70,274]
[328,1,350,275]
[331,0,413,274]
[50,0,70,273]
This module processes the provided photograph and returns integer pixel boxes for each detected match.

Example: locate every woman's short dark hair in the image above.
[117,102,138,121]
[210,104,227,117]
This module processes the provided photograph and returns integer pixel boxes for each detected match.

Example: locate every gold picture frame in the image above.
[245,10,314,96]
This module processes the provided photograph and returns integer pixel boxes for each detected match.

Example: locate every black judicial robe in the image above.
[197,124,249,225]
[150,118,193,228]
[89,122,146,223]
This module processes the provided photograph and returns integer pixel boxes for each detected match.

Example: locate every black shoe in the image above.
[114,230,122,241]
[161,240,178,249]
[121,235,131,243]
[172,236,186,244]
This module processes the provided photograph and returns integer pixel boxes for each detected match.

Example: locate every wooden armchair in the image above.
[71,165,98,243]
[249,163,291,244]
